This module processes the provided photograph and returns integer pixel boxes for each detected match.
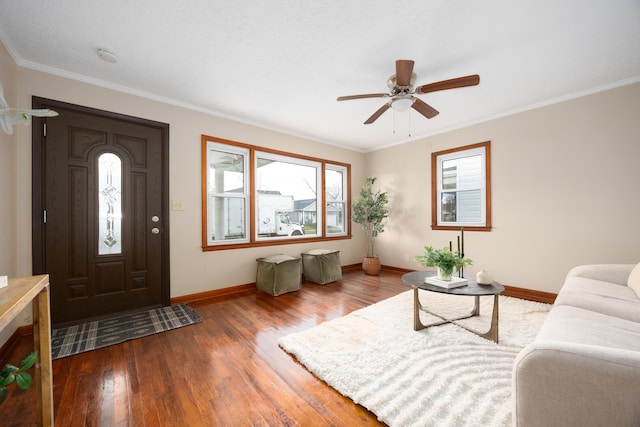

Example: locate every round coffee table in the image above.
[401,270,505,343]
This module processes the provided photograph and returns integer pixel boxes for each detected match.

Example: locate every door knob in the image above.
[151,227,160,234]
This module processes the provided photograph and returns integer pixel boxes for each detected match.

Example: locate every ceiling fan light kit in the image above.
[338,59,480,125]
[391,97,414,112]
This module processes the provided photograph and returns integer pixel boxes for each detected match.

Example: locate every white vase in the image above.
[437,267,453,281]
[476,269,492,284]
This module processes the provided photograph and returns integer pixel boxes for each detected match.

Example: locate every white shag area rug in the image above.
[279,290,551,427]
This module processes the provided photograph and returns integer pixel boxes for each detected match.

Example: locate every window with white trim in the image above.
[431,141,491,231]
[201,135,351,250]
[325,164,348,236]
[205,142,250,245]
[255,151,321,240]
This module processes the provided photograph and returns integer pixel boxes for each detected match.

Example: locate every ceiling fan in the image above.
[337,60,480,124]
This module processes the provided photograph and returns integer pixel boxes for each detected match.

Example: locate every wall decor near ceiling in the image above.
[0,82,58,135]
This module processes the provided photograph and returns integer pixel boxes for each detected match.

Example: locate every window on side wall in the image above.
[431,141,491,231]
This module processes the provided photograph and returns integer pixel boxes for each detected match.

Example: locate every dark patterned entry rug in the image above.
[51,304,202,359]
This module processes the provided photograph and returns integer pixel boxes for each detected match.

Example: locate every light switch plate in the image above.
[0,276,7,289]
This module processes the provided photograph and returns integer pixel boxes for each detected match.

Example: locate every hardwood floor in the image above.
[2,269,409,426]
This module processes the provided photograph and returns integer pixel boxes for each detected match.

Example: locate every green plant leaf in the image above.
[0,365,18,378]
[0,373,15,387]
[414,245,473,271]
[0,352,38,404]
[18,352,37,371]
[15,373,32,390]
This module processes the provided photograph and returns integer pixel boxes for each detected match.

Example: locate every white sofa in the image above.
[512,263,640,427]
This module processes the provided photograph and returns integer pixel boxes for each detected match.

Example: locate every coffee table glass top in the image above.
[402,270,504,296]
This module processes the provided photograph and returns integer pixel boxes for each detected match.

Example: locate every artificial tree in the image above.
[352,176,389,275]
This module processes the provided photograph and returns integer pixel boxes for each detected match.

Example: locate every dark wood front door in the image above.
[32,98,170,326]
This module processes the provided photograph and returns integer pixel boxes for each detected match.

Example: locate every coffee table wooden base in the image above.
[413,288,500,343]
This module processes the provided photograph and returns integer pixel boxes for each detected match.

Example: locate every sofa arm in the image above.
[513,341,640,427]
[565,264,635,286]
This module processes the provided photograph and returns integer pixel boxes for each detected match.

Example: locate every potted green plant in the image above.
[352,176,389,275]
[0,352,36,404]
[414,246,473,281]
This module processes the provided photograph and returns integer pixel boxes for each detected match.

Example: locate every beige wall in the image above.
[0,42,19,344]
[12,67,367,299]
[0,41,17,276]
[369,82,640,293]
[2,38,640,339]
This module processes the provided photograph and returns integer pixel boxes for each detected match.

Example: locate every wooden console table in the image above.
[0,275,53,426]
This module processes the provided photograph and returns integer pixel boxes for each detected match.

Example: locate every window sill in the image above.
[431,225,492,232]
[202,234,352,252]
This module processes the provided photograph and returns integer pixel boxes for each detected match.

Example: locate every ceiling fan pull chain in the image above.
[393,109,396,134]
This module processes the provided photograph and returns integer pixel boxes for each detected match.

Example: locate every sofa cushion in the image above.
[628,262,640,296]
[566,264,636,286]
[561,276,639,301]
[554,293,640,323]
[536,305,640,351]
[554,276,640,322]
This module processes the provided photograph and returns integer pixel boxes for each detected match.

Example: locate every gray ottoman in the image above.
[256,254,302,296]
[301,249,342,285]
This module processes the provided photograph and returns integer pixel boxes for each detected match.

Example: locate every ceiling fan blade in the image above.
[337,93,388,101]
[364,103,391,124]
[415,74,480,94]
[411,98,439,119]
[395,60,415,87]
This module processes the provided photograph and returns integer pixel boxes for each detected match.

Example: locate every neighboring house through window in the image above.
[202,135,350,250]
[431,141,491,231]
[325,164,348,236]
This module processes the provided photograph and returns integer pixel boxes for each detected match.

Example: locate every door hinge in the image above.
[43,123,47,137]
[43,210,47,224]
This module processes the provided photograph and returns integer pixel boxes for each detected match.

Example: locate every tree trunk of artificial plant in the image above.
[367,223,375,258]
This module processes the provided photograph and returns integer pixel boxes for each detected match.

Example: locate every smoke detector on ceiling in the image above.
[97,48,118,64]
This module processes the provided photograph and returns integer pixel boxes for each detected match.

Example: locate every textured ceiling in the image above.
[1,0,639,152]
